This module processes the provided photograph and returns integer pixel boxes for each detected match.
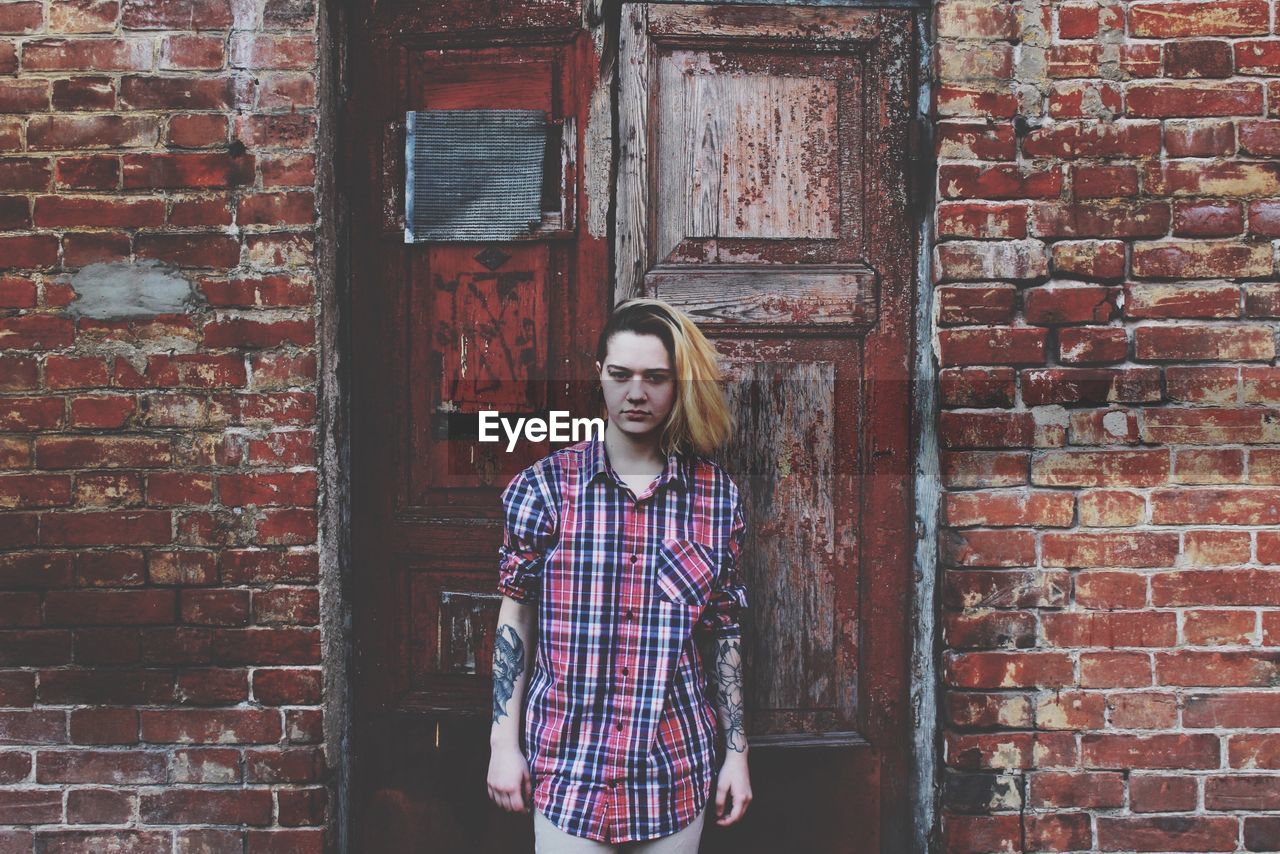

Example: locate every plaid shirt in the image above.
[497,435,749,843]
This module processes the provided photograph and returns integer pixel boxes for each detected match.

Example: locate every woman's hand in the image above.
[487,743,533,814]
[711,751,751,826]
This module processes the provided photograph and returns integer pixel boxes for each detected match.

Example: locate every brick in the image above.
[1078,489,1145,526]
[945,650,1075,689]
[936,202,1027,239]
[1143,409,1280,444]
[140,708,281,744]
[939,165,1064,200]
[944,490,1074,527]
[942,411,1066,449]
[1151,487,1280,526]
[1029,771,1125,809]
[253,668,321,705]
[936,85,1013,118]
[1024,285,1117,324]
[935,240,1049,281]
[37,831,171,852]
[249,588,317,627]
[1056,4,1099,39]
[1144,161,1280,196]
[65,788,131,824]
[1111,696,1177,727]
[1132,241,1274,279]
[1049,82,1122,120]
[1235,40,1280,74]
[1164,120,1235,157]
[45,590,175,626]
[49,0,119,33]
[70,708,138,745]
[172,747,241,783]
[1182,530,1252,566]
[1072,165,1136,199]
[51,76,115,111]
[1173,448,1244,483]
[939,367,1016,407]
[39,510,171,546]
[1172,200,1244,237]
[36,435,169,469]
[1022,368,1161,405]
[1041,611,1176,648]
[36,749,166,783]
[0,395,63,430]
[1164,40,1233,79]
[0,789,63,823]
[1033,450,1169,487]
[936,121,1016,160]
[202,318,313,350]
[1029,201,1170,238]
[119,75,234,110]
[0,313,74,350]
[937,286,1017,326]
[200,275,312,310]
[1126,82,1264,118]
[935,1,1018,39]
[1239,121,1280,158]
[135,233,241,268]
[938,328,1047,366]
[1047,44,1100,78]
[123,152,254,189]
[1165,366,1240,404]
[1042,532,1179,567]
[1125,283,1240,319]
[121,0,232,30]
[181,589,250,626]
[1135,325,1275,361]
[1249,201,1280,238]
[141,789,272,826]
[1049,240,1126,280]
[1058,327,1128,364]
[28,115,157,150]
[1130,1,1269,37]
[1022,121,1160,158]
[941,451,1029,488]
[22,38,152,72]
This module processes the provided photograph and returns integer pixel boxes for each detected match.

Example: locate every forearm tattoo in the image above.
[712,637,746,753]
[492,623,526,725]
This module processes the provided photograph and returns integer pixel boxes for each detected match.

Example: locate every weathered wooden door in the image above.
[345,2,918,851]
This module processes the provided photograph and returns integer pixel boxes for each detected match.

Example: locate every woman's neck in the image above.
[603,423,665,476]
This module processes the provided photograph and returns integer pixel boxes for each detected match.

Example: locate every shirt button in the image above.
[615,721,623,730]
[621,666,628,675]
[625,610,634,621]
[630,554,638,563]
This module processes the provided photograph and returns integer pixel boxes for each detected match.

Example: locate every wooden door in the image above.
[345,2,918,851]
[616,5,918,852]
[344,3,611,851]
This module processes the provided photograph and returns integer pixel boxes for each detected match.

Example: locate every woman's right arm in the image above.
[487,466,557,814]
[491,594,538,745]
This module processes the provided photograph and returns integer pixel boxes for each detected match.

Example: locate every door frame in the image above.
[318,1,941,851]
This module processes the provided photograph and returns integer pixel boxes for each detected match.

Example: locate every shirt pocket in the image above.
[654,537,718,607]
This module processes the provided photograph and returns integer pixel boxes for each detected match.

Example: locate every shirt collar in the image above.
[583,434,691,494]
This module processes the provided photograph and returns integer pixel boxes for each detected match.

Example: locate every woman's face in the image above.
[595,331,676,441]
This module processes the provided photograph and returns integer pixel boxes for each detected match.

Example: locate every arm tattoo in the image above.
[712,637,747,753]
[492,623,526,725]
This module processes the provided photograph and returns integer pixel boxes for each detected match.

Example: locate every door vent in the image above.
[404,109,547,242]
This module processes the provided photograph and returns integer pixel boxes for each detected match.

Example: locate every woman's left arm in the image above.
[695,490,752,824]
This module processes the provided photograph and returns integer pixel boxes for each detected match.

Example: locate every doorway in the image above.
[340,3,922,850]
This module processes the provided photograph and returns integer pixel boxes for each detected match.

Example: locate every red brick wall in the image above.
[935,0,1280,851]
[5,0,1279,849]
[0,0,327,850]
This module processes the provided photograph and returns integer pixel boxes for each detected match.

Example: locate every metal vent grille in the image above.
[404,109,547,243]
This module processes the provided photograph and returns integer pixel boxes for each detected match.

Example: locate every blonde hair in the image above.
[595,297,733,458]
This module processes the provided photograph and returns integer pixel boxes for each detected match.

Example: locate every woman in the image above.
[486,297,752,853]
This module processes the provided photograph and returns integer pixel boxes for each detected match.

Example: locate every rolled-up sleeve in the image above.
[696,492,749,641]
[497,467,558,604]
